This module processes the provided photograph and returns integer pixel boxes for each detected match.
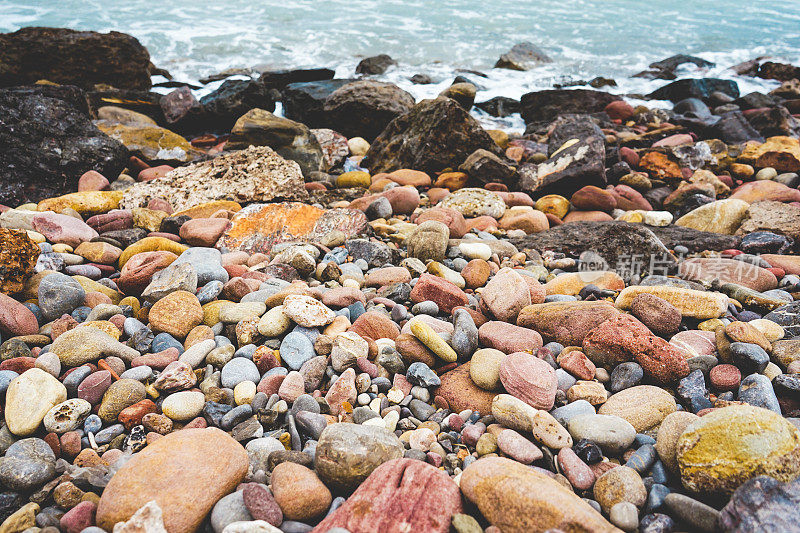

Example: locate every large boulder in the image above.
[198,79,276,131]
[495,42,552,71]
[0,27,153,90]
[322,80,415,141]
[363,96,505,175]
[355,54,397,75]
[0,85,128,206]
[519,89,621,124]
[519,136,606,197]
[281,79,356,129]
[648,78,740,102]
[120,145,308,212]
[226,108,325,176]
[259,68,335,88]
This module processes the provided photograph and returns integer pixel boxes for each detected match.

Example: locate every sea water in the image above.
[3,0,800,129]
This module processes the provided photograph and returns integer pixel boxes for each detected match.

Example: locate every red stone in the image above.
[78,170,110,192]
[499,352,557,410]
[478,321,543,354]
[349,310,401,341]
[409,273,468,314]
[605,101,635,121]
[60,501,97,533]
[709,364,741,391]
[0,357,36,373]
[311,458,462,533]
[582,314,689,385]
[138,165,174,182]
[118,399,158,430]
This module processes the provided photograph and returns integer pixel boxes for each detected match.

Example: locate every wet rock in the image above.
[0,86,128,205]
[363,96,505,175]
[323,80,415,141]
[0,27,152,90]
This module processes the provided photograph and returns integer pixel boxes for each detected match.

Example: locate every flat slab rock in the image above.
[510,221,678,278]
[120,145,309,213]
[216,202,369,255]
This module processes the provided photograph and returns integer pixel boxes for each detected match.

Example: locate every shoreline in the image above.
[1,24,800,533]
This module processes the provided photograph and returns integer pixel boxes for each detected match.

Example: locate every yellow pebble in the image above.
[79,321,121,340]
[73,275,123,304]
[336,171,371,188]
[118,237,188,268]
[410,319,458,362]
[51,243,73,253]
[203,300,233,327]
[0,502,39,533]
[699,318,727,331]
[37,190,123,216]
[172,200,242,219]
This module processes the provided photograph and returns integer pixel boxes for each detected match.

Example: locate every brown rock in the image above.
[178,218,231,247]
[630,293,682,337]
[435,363,498,415]
[414,207,467,238]
[395,333,436,367]
[517,301,620,346]
[117,251,178,295]
[461,259,492,289]
[461,457,619,532]
[148,290,203,339]
[96,428,248,533]
[593,466,647,513]
[271,462,331,522]
[571,186,617,212]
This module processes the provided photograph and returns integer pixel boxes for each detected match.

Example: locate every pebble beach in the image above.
[2,22,800,533]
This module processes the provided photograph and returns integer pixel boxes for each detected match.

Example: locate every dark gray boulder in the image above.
[362,96,505,175]
[0,27,152,90]
[0,85,128,206]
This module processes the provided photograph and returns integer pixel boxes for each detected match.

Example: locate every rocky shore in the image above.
[2,26,800,533]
